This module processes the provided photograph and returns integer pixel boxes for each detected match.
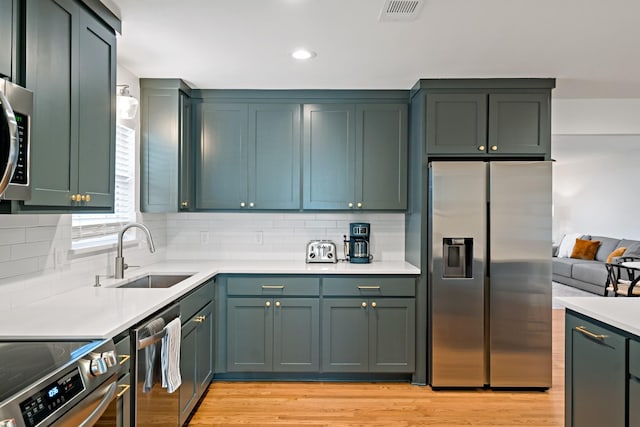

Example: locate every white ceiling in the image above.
[107,0,640,98]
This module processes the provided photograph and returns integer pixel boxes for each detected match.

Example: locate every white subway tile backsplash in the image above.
[0,210,404,309]
[0,228,26,246]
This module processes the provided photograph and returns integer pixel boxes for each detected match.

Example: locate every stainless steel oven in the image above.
[0,79,31,200]
[0,339,120,427]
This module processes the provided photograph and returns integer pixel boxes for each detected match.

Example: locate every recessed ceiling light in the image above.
[291,49,316,60]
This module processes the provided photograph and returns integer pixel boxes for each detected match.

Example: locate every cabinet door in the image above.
[273,298,319,372]
[196,302,214,393]
[179,93,193,210]
[25,0,78,207]
[248,103,301,210]
[0,0,14,79]
[197,103,248,209]
[227,298,273,371]
[356,104,407,210]
[426,93,487,155]
[303,104,356,210]
[369,298,415,373]
[321,298,368,372]
[488,93,550,155]
[179,318,198,426]
[630,376,640,427]
[76,6,115,210]
[565,313,626,427]
[140,88,179,212]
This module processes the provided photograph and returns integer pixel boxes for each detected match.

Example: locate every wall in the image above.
[0,66,168,311]
[552,133,640,242]
[165,212,405,262]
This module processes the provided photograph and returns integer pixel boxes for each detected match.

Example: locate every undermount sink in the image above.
[117,274,193,289]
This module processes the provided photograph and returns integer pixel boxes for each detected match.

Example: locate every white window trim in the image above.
[71,124,137,253]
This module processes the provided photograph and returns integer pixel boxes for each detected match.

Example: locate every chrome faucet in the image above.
[115,222,156,279]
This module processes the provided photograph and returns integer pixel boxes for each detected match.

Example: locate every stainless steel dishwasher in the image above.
[131,303,181,426]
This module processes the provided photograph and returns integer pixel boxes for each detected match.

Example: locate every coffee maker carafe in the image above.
[345,222,372,263]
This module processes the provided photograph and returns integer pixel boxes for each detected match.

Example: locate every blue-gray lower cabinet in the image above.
[227,297,319,372]
[322,298,415,373]
[630,340,640,427]
[565,312,626,427]
[179,301,214,426]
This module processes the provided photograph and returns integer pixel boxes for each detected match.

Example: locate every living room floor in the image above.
[189,284,584,426]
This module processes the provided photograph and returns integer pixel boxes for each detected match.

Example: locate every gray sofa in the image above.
[552,235,640,295]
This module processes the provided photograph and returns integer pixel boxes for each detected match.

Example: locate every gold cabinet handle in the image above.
[116,384,131,398]
[193,315,206,323]
[576,325,608,340]
[265,301,271,307]
[71,194,78,202]
[118,354,131,365]
[371,301,377,308]
[478,145,485,151]
[357,202,363,208]
[249,202,255,208]
[240,202,246,208]
[181,201,188,208]
[85,194,91,202]
[261,285,284,289]
[490,145,498,151]
[358,285,381,290]
[361,301,367,308]
[80,194,86,202]
[348,202,354,208]
[275,301,281,307]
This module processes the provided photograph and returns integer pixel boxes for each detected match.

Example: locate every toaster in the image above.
[306,240,338,263]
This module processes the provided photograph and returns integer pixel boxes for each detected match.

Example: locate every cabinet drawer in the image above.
[114,335,131,377]
[323,277,415,297]
[227,276,320,296]
[630,340,640,378]
[181,279,214,320]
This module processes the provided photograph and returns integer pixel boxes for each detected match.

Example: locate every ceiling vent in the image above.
[379,0,425,21]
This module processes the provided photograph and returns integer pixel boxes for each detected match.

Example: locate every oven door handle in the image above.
[51,375,117,427]
[0,90,19,198]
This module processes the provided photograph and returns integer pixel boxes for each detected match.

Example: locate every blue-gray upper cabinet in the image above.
[24,0,116,210]
[140,79,193,212]
[303,103,407,210]
[0,0,17,80]
[426,92,550,156]
[196,102,301,210]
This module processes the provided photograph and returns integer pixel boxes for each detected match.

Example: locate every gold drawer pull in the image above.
[118,354,131,365]
[116,384,131,398]
[576,325,608,340]
[193,315,206,323]
[358,285,381,290]
[262,285,284,289]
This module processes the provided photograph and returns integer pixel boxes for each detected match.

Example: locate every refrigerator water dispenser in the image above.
[443,238,473,278]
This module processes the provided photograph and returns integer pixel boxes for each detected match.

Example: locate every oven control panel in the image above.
[19,369,85,427]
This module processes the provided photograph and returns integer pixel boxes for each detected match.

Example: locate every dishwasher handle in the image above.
[137,330,166,350]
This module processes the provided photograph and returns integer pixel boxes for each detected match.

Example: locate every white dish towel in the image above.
[161,317,182,393]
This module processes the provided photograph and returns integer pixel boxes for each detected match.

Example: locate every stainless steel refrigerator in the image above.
[429,161,552,388]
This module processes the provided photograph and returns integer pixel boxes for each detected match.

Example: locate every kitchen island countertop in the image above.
[558,296,640,337]
[0,260,419,340]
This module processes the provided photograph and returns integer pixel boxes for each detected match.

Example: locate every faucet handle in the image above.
[94,274,108,287]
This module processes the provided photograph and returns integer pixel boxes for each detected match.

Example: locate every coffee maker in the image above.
[344,222,372,263]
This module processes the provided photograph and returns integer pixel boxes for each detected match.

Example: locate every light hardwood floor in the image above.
[189,309,565,426]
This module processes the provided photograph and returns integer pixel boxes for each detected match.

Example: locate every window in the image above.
[71,124,136,249]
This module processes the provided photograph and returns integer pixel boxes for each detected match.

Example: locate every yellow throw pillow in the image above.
[570,239,601,260]
[607,247,627,263]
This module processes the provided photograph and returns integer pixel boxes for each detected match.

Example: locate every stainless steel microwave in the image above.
[0,79,32,200]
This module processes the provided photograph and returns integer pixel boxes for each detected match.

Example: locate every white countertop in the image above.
[558,296,640,337]
[0,260,419,340]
